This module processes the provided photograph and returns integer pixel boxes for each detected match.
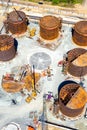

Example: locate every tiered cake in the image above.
[67,48,87,77]
[40,15,62,40]
[72,21,87,46]
[59,81,87,117]
[0,34,16,61]
[5,10,28,35]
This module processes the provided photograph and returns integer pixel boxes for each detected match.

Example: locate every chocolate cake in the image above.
[67,48,87,77]
[0,34,16,61]
[72,21,87,46]
[59,82,87,117]
[40,15,62,40]
[4,10,28,35]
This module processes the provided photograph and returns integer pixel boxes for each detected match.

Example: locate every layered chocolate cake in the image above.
[72,21,87,46]
[0,34,16,61]
[59,82,87,117]
[4,10,28,35]
[40,15,62,40]
[67,48,87,77]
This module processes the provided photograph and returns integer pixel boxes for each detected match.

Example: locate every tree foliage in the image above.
[52,0,58,4]
[49,0,83,5]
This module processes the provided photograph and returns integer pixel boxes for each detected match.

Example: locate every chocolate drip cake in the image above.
[0,34,16,61]
[40,15,62,40]
[72,21,87,46]
[67,48,87,77]
[5,10,28,35]
[59,82,87,117]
